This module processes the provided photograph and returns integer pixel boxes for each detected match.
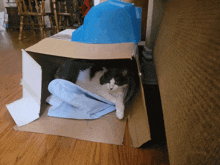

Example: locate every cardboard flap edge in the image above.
[22,49,42,106]
[25,38,135,59]
[127,46,151,148]
[127,87,151,148]
[6,98,40,127]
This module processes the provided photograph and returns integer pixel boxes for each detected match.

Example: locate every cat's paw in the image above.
[116,102,125,119]
[116,111,124,120]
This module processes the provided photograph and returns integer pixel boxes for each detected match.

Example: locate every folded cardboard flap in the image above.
[22,50,42,106]
[6,50,42,127]
[7,31,151,147]
[128,46,151,147]
[127,86,151,147]
[25,38,135,60]
[6,98,40,127]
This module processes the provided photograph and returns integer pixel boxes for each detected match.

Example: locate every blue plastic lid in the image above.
[71,0,142,44]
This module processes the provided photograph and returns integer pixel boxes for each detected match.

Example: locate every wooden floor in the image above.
[0,29,170,165]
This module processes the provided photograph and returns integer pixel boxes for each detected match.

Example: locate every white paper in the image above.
[6,98,40,127]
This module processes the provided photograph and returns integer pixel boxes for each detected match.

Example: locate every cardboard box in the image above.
[6,29,151,147]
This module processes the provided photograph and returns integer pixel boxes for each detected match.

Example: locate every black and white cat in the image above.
[55,59,139,119]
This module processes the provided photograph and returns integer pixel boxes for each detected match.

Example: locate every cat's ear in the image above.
[102,67,108,73]
[122,70,127,76]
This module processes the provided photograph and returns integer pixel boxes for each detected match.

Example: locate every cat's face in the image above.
[100,68,128,91]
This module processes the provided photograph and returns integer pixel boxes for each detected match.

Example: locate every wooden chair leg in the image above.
[48,15,55,34]
[29,16,36,36]
[66,17,70,28]
[42,16,46,38]
[59,16,62,31]
[77,16,81,26]
[38,16,45,39]
[52,0,59,33]
[19,16,24,40]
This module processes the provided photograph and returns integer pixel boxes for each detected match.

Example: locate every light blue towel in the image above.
[71,0,142,44]
[46,79,116,119]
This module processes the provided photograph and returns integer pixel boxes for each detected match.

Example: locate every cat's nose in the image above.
[110,87,113,90]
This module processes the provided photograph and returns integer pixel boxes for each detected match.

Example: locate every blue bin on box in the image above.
[71,0,142,44]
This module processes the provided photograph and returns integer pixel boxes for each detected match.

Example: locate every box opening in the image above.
[6,31,151,147]
[27,51,141,118]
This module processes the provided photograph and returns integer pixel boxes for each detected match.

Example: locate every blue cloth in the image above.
[46,79,116,119]
[71,0,142,44]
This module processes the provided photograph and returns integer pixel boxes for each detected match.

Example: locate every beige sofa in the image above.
[153,0,220,164]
